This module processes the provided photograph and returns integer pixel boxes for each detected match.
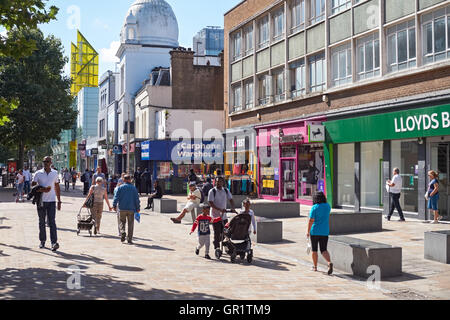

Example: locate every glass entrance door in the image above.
[430,143,449,219]
[281,159,296,201]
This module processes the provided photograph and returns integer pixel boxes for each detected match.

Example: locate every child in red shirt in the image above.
[190,203,212,259]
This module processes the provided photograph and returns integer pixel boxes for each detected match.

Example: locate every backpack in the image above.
[198,188,205,203]
[212,187,230,200]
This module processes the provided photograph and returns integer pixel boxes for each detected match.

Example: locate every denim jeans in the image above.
[24,181,30,195]
[38,202,57,244]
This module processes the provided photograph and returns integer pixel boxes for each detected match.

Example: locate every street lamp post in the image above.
[124,101,131,174]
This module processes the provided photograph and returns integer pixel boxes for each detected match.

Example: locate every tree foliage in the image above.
[0,29,77,168]
[0,0,58,123]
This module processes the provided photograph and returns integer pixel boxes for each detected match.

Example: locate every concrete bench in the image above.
[250,217,283,244]
[318,236,402,279]
[329,212,382,235]
[425,230,450,264]
[154,198,177,214]
[247,200,300,218]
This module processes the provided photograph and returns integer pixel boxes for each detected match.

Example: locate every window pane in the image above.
[448,17,450,50]
[332,53,339,81]
[408,28,416,59]
[365,41,374,71]
[310,60,316,88]
[347,48,352,76]
[358,45,364,73]
[398,30,407,63]
[425,23,433,54]
[434,17,446,53]
[339,51,346,79]
[388,34,396,66]
[317,58,323,87]
[374,40,380,69]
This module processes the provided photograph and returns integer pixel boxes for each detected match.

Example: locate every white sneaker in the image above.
[430,220,438,224]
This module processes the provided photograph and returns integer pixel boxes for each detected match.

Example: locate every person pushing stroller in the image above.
[190,203,213,260]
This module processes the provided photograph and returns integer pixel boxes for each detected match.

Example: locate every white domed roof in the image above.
[121,0,179,47]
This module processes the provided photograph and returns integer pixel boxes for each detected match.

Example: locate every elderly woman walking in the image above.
[306,192,333,275]
[84,177,112,235]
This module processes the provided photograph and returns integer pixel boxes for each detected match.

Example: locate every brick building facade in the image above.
[224,0,450,220]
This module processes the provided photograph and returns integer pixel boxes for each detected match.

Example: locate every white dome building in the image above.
[115,0,179,148]
[121,0,179,47]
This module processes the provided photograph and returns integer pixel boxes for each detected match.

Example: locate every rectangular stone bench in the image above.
[250,217,283,244]
[329,212,382,235]
[154,198,177,214]
[318,236,402,279]
[425,230,450,264]
[248,201,300,218]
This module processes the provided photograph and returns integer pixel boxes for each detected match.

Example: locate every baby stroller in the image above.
[77,207,96,236]
[216,212,254,264]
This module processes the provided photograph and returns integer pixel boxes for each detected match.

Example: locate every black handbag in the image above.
[84,193,95,208]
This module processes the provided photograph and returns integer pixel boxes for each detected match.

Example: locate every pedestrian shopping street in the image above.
[0,184,449,300]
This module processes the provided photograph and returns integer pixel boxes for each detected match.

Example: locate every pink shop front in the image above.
[256,117,327,205]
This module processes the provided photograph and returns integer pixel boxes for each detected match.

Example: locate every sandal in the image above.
[311,266,317,272]
[328,263,334,275]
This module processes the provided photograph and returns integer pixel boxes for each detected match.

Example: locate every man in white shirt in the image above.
[386,167,405,222]
[208,177,236,253]
[32,156,62,251]
[171,182,202,223]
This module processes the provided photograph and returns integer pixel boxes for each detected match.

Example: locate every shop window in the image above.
[361,141,383,209]
[331,42,352,87]
[422,6,450,65]
[260,146,280,197]
[298,145,325,201]
[391,139,419,213]
[282,145,296,158]
[356,32,380,80]
[337,143,355,206]
[387,20,416,73]
[157,162,173,179]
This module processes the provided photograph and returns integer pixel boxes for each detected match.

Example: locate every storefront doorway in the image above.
[430,142,450,219]
[281,159,296,201]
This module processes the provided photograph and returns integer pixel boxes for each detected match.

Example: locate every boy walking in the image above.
[190,203,212,260]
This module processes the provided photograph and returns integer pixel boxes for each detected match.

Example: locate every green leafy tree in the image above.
[0,0,58,123]
[0,29,77,169]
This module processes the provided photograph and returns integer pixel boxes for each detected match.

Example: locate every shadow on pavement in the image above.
[0,267,226,300]
[212,256,295,271]
[0,226,12,230]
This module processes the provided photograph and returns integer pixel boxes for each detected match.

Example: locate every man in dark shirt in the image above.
[145,181,163,210]
[188,169,198,183]
[140,168,151,195]
[134,167,142,195]
[202,177,213,204]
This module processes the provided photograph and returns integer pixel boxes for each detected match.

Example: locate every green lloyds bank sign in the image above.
[325,104,450,144]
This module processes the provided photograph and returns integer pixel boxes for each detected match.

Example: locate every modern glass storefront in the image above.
[257,117,326,205]
[324,103,450,220]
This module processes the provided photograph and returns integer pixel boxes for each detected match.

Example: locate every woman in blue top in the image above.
[427,170,442,224]
[306,192,333,275]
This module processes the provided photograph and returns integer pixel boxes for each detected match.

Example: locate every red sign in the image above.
[122,143,135,154]
[8,161,17,173]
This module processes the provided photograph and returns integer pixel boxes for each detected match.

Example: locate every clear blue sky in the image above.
[34,0,241,76]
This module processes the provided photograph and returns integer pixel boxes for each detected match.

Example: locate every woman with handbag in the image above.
[84,177,112,235]
[427,171,442,224]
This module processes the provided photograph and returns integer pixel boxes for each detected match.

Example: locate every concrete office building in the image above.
[224,0,450,219]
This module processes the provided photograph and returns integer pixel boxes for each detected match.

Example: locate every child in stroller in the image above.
[220,208,254,263]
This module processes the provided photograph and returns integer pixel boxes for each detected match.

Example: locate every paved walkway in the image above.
[0,185,448,300]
